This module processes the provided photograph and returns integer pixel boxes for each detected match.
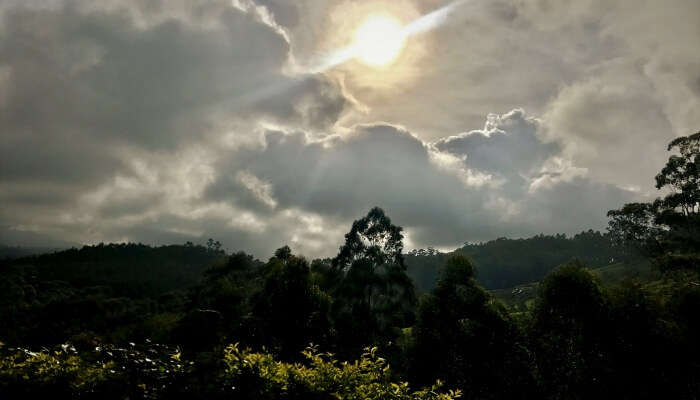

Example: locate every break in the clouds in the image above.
[0,0,698,257]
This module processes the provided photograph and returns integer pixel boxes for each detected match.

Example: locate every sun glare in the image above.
[353,15,406,67]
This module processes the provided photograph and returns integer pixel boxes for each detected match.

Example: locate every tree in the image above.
[606,202,663,259]
[411,254,535,399]
[531,261,612,399]
[250,247,331,359]
[608,131,700,271]
[330,207,416,355]
[206,238,223,253]
[185,251,262,348]
[654,132,700,270]
[333,206,405,272]
[655,132,700,217]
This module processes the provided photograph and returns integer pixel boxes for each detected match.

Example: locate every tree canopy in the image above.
[607,131,700,271]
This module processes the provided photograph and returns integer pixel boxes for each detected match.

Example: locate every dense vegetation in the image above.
[407,229,623,291]
[0,132,698,398]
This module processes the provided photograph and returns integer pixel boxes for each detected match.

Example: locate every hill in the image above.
[406,230,625,291]
[0,244,61,260]
[490,259,655,312]
[0,242,229,345]
[1,242,227,298]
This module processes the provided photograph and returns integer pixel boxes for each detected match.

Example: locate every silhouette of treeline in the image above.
[10,241,226,297]
[0,229,626,303]
[0,131,697,399]
[0,230,625,347]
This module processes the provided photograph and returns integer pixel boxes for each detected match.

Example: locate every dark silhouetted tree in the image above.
[608,131,700,271]
[330,207,416,355]
[411,254,535,399]
[333,207,405,272]
[531,261,612,399]
[251,247,331,359]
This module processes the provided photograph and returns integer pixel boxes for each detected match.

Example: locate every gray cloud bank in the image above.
[1,0,697,257]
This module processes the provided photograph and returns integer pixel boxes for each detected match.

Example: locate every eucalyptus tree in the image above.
[608,131,700,270]
[331,207,416,354]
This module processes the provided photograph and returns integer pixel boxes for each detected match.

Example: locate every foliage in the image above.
[655,132,700,217]
[606,202,664,258]
[250,250,332,359]
[608,131,700,272]
[333,207,405,272]
[405,249,450,293]
[531,262,612,399]
[222,344,461,400]
[17,242,226,297]
[0,343,461,400]
[411,255,535,399]
[0,344,113,398]
[0,341,189,399]
[182,251,262,350]
[407,230,624,291]
[330,208,416,356]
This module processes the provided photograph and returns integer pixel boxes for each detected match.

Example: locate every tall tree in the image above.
[331,207,416,355]
[608,131,700,271]
[655,132,700,217]
[606,202,663,260]
[333,207,405,272]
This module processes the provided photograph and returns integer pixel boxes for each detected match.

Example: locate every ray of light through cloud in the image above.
[220,0,470,115]
[307,0,470,73]
[402,0,468,36]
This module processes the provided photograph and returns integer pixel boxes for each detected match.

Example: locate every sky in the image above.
[0,0,698,258]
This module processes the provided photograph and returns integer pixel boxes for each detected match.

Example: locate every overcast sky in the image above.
[1,0,698,257]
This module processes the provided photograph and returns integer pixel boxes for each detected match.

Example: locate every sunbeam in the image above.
[307,0,469,73]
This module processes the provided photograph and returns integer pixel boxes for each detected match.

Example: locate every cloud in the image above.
[542,61,674,192]
[273,0,698,190]
[433,109,558,182]
[200,111,633,254]
[0,0,349,251]
[2,0,693,259]
[0,0,346,176]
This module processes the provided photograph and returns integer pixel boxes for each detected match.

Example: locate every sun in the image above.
[353,15,406,67]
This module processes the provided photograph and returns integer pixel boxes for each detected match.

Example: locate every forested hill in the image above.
[406,230,625,291]
[1,242,227,298]
[0,244,62,260]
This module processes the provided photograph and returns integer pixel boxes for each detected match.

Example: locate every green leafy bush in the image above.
[222,344,461,400]
[0,343,114,398]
